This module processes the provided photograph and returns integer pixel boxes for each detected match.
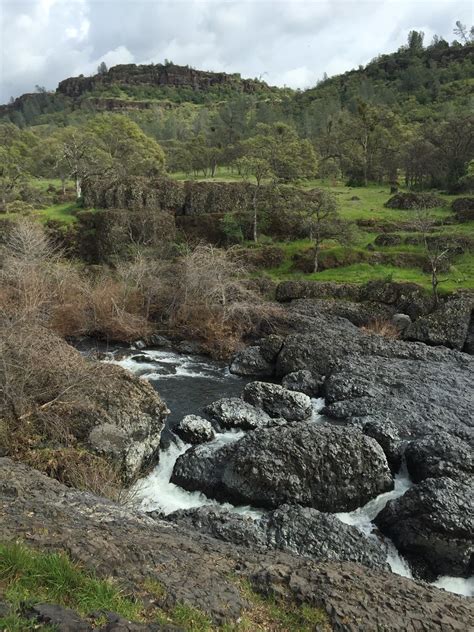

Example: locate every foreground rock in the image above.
[175,415,215,444]
[1,459,472,630]
[375,477,474,580]
[204,397,274,430]
[241,381,312,421]
[172,423,393,511]
[166,505,389,570]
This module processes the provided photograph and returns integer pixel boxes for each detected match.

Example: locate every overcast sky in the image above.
[0,0,472,103]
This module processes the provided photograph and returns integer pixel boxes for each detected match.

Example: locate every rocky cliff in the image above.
[57,63,278,98]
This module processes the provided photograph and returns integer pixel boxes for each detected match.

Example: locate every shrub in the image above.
[361,319,400,339]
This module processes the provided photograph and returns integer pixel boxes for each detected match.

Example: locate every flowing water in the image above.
[95,342,473,598]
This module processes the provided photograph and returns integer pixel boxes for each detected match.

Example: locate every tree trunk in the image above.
[75,176,82,199]
[253,188,258,243]
[313,243,320,273]
[61,178,66,195]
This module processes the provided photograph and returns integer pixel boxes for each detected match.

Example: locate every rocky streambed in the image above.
[92,331,473,599]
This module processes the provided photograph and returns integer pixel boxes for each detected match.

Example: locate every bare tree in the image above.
[453,21,474,44]
[413,209,452,306]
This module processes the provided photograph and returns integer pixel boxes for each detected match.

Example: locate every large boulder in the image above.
[171,423,393,511]
[288,297,395,327]
[403,294,474,350]
[281,370,323,397]
[166,504,389,570]
[175,415,215,445]
[375,477,474,580]
[204,397,274,430]
[241,381,312,421]
[404,432,474,483]
[84,363,169,482]
[323,353,474,444]
[229,346,274,377]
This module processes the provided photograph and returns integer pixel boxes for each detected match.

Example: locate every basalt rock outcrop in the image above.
[165,504,389,570]
[1,458,473,631]
[57,63,277,99]
[171,423,393,511]
[375,477,474,580]
[403,293,474,350]
[404,432,474,483]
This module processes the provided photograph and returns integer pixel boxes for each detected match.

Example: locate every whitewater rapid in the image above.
[103,345,473,598]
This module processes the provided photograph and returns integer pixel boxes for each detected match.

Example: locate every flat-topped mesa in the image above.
[57,62,275,98]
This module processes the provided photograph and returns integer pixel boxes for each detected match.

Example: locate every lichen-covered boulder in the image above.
[175,415,215,445]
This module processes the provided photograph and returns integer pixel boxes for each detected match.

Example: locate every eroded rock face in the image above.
[375,477,474,580]
[166,504,389,570]
[175,415,215,445]
[405,432,474,483]
[241,381,312,421]
[172,423,393,511]
[1,459,473,631]
[204,398,274,430]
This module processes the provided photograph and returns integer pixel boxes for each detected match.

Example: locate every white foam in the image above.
[135,430,261,518]
[433,575,474,597]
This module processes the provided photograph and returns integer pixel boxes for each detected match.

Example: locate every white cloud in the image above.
[0,0,472,102]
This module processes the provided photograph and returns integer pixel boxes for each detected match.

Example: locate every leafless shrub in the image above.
[21,448,126,502]
[361,319,400,339]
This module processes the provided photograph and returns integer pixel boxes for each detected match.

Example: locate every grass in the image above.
[0,542,331,631]
[0,541,144,629]
[36,202,79,224]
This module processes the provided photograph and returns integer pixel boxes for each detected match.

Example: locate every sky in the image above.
[0,0,472,103]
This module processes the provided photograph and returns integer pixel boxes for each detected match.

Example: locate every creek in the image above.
[99,343,473,598]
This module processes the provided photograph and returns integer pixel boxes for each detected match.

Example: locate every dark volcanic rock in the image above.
[357,418,403,473]
[1,459,472,631]
[23,603,93,631]
[172,423,393,511]
[281,369,323,397]
[166,504,389,570]
[175,415,215,444]
[288,297,395,327]
[204,397,274,430]
[258,334,284,363]
[375,477,474,580]
[241,381,312,421]
[229,346,274,377]
[322,353,474,443]
[403,294,474,350]
[405,432,474,483]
